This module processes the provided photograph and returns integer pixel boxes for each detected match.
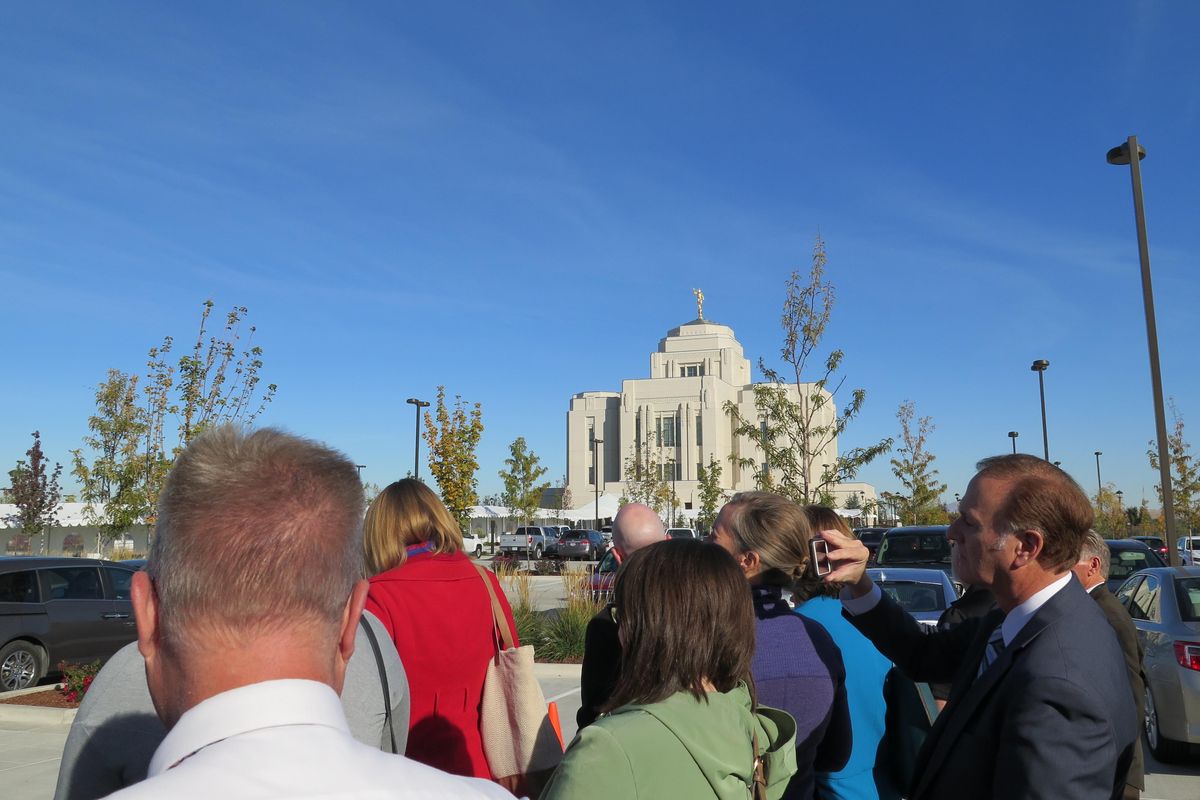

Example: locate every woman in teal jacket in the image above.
[542,539,798,800]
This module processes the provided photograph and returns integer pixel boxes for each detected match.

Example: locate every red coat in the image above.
[365,551,518,779]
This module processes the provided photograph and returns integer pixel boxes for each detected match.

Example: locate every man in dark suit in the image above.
[576,503,666,728]
[820,454,1138,800]
[1073,528,1146,799]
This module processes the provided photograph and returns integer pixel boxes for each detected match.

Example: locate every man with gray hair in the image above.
[577,503,667,728]
[1072,530,1146,800]
[108,426,511,799]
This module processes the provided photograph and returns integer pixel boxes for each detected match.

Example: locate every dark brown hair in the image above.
[603,539,755,711]
[976,454,1094,572]
[723,491,812,586]
[792,505,855,602]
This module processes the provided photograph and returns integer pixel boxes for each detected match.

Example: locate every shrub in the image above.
[536,572,602,663]
[58,660,101,704]
[533,558,564,576]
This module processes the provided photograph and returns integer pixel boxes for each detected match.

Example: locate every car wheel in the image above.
[1144,685,1189,762]
[474,545,483,558]
[0,640,44,692]
[533,545,543,560]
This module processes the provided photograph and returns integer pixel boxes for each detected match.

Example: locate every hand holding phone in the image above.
[810,537,831,577]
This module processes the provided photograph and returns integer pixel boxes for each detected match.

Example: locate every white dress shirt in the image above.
[842,572,1074,647]
[103,679,514,800]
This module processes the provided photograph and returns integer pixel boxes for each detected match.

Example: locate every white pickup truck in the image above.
[499,526,552,559]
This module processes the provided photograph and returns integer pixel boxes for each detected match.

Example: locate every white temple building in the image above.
[565,309,877,524]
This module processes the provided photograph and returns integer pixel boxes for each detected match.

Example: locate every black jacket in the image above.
[577,603,620,729]
[1089,582,1146,790]
[847,575,1137,800]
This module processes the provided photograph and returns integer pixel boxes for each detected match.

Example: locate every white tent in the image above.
[561,493,623,523]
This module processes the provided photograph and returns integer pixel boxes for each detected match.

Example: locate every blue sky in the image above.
[2,2,1198,508]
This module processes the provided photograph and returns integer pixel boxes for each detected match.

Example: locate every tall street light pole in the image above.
[1031,360,1050,461]
[405,398,430,479]
[1117,490,1125,535]
[1094,451,1103,498]
[592,438,603,530]
[670,458,678,528]
[1107,136,1178,565]
[1008,431,1019,454]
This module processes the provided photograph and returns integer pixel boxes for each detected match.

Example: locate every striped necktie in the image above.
[976,624,1006,678]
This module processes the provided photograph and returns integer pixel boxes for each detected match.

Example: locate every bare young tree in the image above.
[726,236,891,503]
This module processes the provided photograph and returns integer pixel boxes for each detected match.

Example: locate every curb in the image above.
[532,662,582,679]
[0,702,77,726]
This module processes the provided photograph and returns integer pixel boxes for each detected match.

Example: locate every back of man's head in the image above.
[1078,528,1111,576]
[148,425,365,651]
[612,503,666,555]
[975,453,1093,572]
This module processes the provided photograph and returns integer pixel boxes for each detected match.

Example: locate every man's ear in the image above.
[131,570,160,663]
[337,579,370,666]
[1011,528,1045,567]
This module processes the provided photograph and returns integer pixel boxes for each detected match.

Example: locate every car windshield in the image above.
[878,534,950,564]
[858,531,884,545]
[1175,578,1200,622]
[878,581,947,613]
[1108,548,1164,583]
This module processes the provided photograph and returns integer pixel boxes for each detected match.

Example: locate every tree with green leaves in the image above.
[1092,484,1127,538]
[140,300,276,522]
[695,456,724,533]
[499,437,550,525]
[1148,399,1200,535]
[7,431,63,555]
[423,386,485,532]
[362,481,383,505]
[882,401,947,525]
[71,370,150,554]
[725,236,891,504]
[619,433,673,514]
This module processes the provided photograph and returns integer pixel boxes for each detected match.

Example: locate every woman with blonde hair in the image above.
[363,479,517,779]
[709,492,852,800]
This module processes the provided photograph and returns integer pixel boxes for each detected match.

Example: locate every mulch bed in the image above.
[0,688,80,709]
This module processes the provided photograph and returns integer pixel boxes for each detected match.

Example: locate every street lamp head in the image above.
[1106,141,1146,166]
[1031,359,1050,372]
[1094,451,1102,457]
[1008,431,1019,438]
[406,397,430,408]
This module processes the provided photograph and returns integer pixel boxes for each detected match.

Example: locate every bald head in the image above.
[612,503,666,555]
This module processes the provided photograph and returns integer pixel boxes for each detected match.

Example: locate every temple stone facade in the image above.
[566,317,876,523]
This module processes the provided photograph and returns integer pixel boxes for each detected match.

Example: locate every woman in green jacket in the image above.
[542,539,798,800]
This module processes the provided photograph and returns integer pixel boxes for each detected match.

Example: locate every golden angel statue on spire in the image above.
[692,288,704,320]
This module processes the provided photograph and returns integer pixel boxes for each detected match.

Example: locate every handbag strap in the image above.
[474,564,516,652]
[358,615,399,754]
[751,729,767,800]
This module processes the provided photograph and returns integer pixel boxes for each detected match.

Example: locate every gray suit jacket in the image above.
[847,576,1137,800]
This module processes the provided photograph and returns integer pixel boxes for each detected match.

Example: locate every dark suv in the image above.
[557,530,606,561]
[0,557,139,691]
[874,526,952,574]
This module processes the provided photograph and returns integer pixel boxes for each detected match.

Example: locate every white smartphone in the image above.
[810,537,831,577]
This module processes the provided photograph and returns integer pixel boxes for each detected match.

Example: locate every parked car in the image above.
[0,557,139,692]
[866,567,959,628]
[498,526,552,559]
[461,531,487,558]
[1178,536,1200,566]
[1113,566,1200,761]
[1133,536,1169,560]
[1105,539,1166,593]
[874,526,952,575]
[543,526,569,558]
[557,530,606,561]
[666,528,698,540]
[853,527,890,561]
[588,548,621,602]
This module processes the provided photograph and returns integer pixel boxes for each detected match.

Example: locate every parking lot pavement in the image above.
[1144,750,1200,800]
[0,717,70,800]
[5,668,1197,800]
